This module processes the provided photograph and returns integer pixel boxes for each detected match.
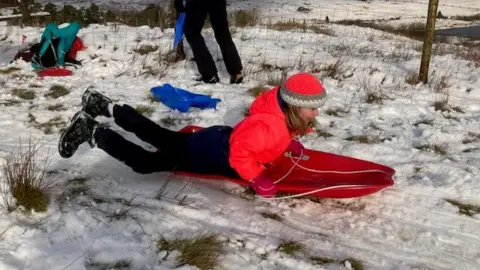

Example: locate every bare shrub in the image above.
[133,45,159,55]
[429,71,451,93]
[335,20,425,40]
[319,59,345,80]
[230,9,260,27]
[1,138,53,213]
[405,72,421,86]
[157,233,224,270]
[358,77,389,104]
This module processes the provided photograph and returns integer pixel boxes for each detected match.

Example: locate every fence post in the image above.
[419,0,440,83]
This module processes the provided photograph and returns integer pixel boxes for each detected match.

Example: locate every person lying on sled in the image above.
[58,72,327,198]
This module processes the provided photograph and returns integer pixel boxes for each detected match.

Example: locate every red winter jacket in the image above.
[229,87,293,180]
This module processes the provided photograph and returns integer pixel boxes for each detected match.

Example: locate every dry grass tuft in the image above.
[1,138,53,213]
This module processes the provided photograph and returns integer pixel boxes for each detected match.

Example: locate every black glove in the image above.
[174,0,186,13]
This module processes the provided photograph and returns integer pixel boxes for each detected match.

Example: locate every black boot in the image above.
[195,74,220,84]
[230,74,243,84]
[58,111,99,158]
[81,87,112,118]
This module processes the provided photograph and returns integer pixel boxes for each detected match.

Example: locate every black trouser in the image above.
[94,104,192,174]
[184,0,243,79]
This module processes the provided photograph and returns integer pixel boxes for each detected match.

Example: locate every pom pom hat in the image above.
[279,73,327,108]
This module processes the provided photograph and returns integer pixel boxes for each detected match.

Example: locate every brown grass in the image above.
[1,138,52,213]
[45,85,70,99]
[12,89,36,100]
[248,85,269,98]
[133,45,159,55]
[230,9,260,27]
[267,19,335,36]
[335,20,425,41]
[157,233,224,270]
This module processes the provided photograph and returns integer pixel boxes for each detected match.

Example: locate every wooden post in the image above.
[19,0,31,26]
[419,0,439,83]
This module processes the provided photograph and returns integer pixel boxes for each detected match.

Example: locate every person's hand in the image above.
[249,175,277,198]
[174,0,186,13]
[289,139,304,157]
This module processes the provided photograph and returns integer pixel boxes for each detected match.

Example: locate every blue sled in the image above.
[150,84,221,112]
[173,13,186,50]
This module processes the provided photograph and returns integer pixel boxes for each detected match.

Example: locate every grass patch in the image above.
[1,138,52,213]
[310,256,336,265]
[358,77,389,104]
[260,212,283,221]
[135,105,155,117]
[11,88,36,100]
[157,233,224,270]
[345,135,378,144]
[266,71,288,86]
[405,72,421,85]
[324,107,347,117]
[160,116,176,127]
[230,8,260,27]
[341,258,365,270]
[0,100,22,106]
[133,45,159,55]
[276,240,306,255]
[433,99,450,113]
[34,116,67,135]
[85,260,131,269]
[45,85,70,99]
[365,92,387,104]
[47,104,66,111]
[445,199,480,217]
[415,143,448,155]
[430,72,451,93]
[451,13,480,21]
[335,20,425,41]
[319,59,345,80]
[316,129,333,139]
[248,85,268,98]
[0,66,21,74]
[413,119,434,127]
[462,132,480,144]
[28,83,42,88]
[268,19,335,36]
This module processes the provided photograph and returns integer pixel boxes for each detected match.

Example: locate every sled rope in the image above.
[264,149,386,200]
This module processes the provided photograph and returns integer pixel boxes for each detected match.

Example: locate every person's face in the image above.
[298,107,319,122]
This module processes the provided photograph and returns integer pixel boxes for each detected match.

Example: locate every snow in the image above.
[0,1,480,270]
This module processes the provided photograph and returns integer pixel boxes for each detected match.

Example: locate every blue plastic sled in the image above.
[173,13,186,50]
[150,84,221,112]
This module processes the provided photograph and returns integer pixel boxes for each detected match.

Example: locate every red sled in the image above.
[176,126,395,199]
[37,67,72,78]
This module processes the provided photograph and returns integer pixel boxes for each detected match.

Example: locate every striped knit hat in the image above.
[279,73,327,108]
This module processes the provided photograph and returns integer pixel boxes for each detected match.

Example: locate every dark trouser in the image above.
[184,0,243,78]
[94,104,192,174]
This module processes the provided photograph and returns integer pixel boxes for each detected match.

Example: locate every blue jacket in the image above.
[185,125,239,178]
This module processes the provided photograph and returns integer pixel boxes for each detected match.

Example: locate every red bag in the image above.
[67,37,87,60]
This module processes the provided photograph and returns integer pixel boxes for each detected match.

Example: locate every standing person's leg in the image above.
[174,9,186,61]
[208,0,243,84]
[183,0,219,83]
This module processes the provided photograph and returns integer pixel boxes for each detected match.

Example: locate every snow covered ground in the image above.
[1,1,480,270]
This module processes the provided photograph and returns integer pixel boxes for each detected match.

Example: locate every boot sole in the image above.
[81,88,112,119]
[58,111,85,158]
